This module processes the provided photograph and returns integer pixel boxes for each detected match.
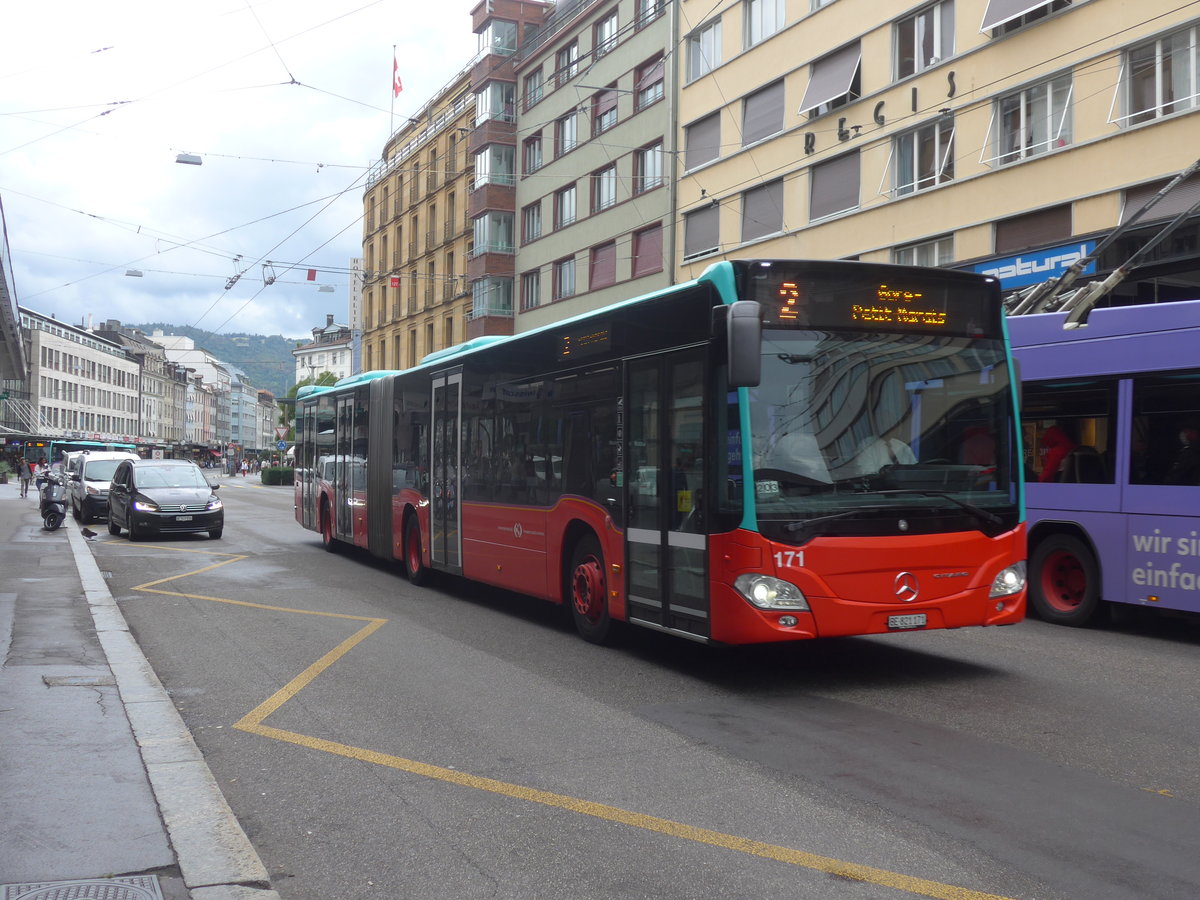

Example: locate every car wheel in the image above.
[108,517,121,535]
[209,528,223,540]
[72,501,81,522]
[127,517,142,542]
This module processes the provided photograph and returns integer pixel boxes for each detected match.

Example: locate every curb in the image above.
[66,525,281,900]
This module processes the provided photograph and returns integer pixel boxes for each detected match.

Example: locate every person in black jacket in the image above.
[1166,420,1200,485]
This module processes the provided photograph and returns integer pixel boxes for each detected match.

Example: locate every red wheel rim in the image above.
[1040,549,1087,612]
[572,555,605,623]
[406,524,421,574]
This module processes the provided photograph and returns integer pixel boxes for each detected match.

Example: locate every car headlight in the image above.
[86,484,101,496]
[734,574,810,610]
[207,497,223,511]
[132,497,160,512]
[989,561,1026,598]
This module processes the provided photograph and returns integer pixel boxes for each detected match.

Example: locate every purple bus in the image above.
[1008,299,1200,625]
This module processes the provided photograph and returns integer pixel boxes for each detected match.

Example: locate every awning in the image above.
[798,43,861,115]
[980,0,1054,32]
[1120,174,1200,224]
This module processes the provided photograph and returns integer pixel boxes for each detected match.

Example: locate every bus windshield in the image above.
[748,328,1018,543]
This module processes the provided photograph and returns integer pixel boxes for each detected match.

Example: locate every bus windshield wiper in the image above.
[869,489,1005,534]
[784,506,892,534]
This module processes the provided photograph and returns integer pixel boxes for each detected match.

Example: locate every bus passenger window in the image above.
[1021,380,1115,484]
[1131,375,1200,486]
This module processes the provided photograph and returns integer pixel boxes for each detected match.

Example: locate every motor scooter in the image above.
[38,470,68,531]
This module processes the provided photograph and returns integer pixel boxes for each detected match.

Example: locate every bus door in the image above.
[334,394,355,542]
[625,349,709,640]
[297,401,315,530]
[430,370,463,572]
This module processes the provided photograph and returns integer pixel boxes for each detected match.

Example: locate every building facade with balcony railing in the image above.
[465,0,556,339]
[509,0,677,333]
[362,68,476,372]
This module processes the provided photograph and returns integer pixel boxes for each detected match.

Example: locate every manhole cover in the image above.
[1,876,163,900]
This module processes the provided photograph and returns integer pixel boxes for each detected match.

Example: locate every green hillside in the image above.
[134,324,299,399]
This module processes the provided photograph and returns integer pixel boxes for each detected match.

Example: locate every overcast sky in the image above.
[1,0,480,339]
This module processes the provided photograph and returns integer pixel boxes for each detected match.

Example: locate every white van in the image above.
[69,450,140,523]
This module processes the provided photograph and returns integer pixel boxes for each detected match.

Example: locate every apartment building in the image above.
[675,0,1200,301]
[362,70,476,370]
[292,314,354,384]
[93,321,189,450]
[508,0,678,330]
[18,307,141,443]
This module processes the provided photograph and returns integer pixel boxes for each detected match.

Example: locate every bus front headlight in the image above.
[989,561,1026,598]
[734,574,809,610]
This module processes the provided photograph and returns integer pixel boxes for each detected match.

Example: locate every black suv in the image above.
[108,459,224,540]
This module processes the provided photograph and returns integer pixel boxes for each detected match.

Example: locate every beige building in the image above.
[676,0,1200,300]
[362,70,476,371]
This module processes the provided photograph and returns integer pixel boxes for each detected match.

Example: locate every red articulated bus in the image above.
[295,259,1026,644]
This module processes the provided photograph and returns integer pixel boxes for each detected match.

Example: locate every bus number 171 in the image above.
[774,551,804,569]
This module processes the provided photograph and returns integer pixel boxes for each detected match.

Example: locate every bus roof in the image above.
[1008,297,1200,380]
[375,261,731,376]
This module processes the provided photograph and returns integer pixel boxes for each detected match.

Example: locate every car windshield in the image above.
[747,329,1019,543]
[84,460,124,481]
[136,466,210,490]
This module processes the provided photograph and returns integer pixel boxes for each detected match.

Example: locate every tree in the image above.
[278,371,339,436]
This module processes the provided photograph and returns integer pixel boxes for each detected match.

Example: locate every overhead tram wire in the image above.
[191,166,371,335]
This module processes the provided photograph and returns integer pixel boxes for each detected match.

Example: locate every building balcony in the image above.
[467,181,515,218]
[468,118,515,155]
[466,249,514,282]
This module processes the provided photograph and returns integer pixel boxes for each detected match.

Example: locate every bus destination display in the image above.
[746,264,997,337]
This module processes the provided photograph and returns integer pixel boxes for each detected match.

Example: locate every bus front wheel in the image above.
[320,502,338,553]
[1030,534,1100,626]
[405,516,428,586]
[568,535,611,644]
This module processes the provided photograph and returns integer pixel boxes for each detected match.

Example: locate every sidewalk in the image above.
[0,475,280,900]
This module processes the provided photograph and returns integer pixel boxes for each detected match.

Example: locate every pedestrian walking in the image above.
[18,457,33,497]
[240,458,249,477]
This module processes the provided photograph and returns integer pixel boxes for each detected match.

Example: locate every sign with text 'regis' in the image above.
[973,241,1097,289]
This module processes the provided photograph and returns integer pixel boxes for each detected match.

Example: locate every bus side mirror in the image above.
[726,301,762,388]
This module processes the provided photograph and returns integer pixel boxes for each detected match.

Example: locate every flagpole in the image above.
[390,45,396,138]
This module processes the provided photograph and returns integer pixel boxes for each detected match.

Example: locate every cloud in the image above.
[0,0,479,339]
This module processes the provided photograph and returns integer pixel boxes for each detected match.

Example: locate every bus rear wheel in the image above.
[1031,534,1100,626]
[404,515,428,586]
[568,535,611,644]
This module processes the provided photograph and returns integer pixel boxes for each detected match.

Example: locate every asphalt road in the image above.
[91,478,1200,900]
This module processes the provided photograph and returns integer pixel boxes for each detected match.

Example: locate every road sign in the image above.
[277,440,287,450]
[275,426,288,440]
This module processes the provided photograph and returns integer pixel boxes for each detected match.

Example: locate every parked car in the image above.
[69,450,140,523]
[107,458,224,540]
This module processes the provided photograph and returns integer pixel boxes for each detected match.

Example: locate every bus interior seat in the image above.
[1057,446,1108,483]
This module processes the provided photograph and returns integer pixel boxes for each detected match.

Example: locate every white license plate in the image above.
[176,515,193,522]
[888,613,926,630]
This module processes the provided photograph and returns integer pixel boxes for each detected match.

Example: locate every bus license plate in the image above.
[888,613,926,630]
[176,515,193,522]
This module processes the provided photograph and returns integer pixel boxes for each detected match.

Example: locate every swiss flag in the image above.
[393,54,403,98]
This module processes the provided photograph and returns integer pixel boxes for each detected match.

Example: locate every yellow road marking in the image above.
[117,544,1017,900]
